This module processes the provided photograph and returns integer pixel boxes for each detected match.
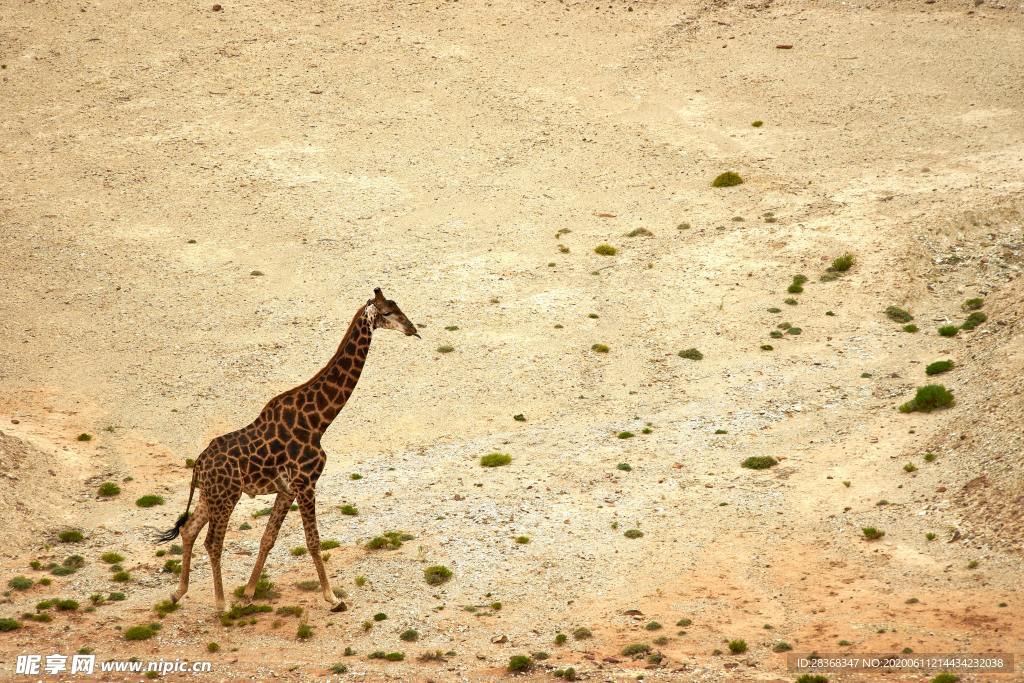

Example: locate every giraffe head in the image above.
[366,288,419,337]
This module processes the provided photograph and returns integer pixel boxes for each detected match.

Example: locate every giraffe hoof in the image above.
[330,600,348,613]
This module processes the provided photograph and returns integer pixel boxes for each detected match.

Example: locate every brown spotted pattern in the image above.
[167,288,417,613]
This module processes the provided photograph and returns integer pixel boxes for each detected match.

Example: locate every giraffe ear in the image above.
[373,288,385,303]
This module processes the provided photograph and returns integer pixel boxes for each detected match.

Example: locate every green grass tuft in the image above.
[124,625,156,641]
[480,453,511,467]
[885,306,913,323]
[507,655,533,672]
[423,565,453,586]
[623,529,644,539]
[961,298,983,311]
[58,529,84,543]
[830,253,855,272]
[594,244,617,256]
[899,384,955,413]
[925,360,954,375]
[728,639,747,654]
[591,343,609,353]
[862,527,885,540]
[937,325,959,337]
[135,495,164,508]
[711,171,743,188]
[97,482,121,497]
[960,311,987,331]
[741,456,777,470]
[678,348,704,360]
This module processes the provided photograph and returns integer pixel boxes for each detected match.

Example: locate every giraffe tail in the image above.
[155,464,199,544]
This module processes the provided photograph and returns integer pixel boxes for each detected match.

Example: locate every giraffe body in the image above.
[160,288,418,613]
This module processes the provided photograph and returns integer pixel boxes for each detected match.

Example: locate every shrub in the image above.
[773,641,793,652]
[899,385,955,413]
[903,462,917,473]
[515,535,530,544]
[622,643,651,657]
[885,306,913,323]
[135,495,165,508]
[297,623,313,640]
[830,253,855,272]
[507,655,532,672]
[108,592,126,601]
[962,298,983,311]
[350,473,363,480]
[678,348,703,360]
[925,360,954,375]
[424,565,453,586]
[329,663,347,674]
[124,625,156,641]
[591,343,609,353]
[617,431,634,439]
[616,463,632,471]
[400,628,419,642]
[623,529,644,539]
[98,482,121,497]
[365,531,413,550]
[207,642,220,653]
[555,633,567,645]
[554,667,577,680]
[163,559,181,575]
[784,297,798,305]
[796,676,830,683]
[276,605,303,617]
[760,344,773,351]
[711,171,743,188]
[295,580,319,591]
[626,228,653,237]
[112,571,131,582]
[937,325,959,337]
[77,433,93,442]
[676,618,692,627]
[101,552,124,564]
[932,674,960,683]
[290,547,307,557]
[728,639,747,654]
[8,576,32,591]
[645,621,662,631]
[154,600,178,617]
[319,540,341,551]
[923,452,937,462]
[862,527,885,540]
[594,244,617,256]
[0,618,22,631]
[58,530,84,543]
[339,505,358,516]
[741,456,777,470]
[354,575,367,586]
[961,311,987,330]
[572,627,593,640]
[436,345,454,354]
[751,120,764,127]
[513,413,526,421]
[480,453,511,467]
[903,324,919,333]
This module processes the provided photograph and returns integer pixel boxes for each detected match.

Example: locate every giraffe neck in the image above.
[277,305,376,440]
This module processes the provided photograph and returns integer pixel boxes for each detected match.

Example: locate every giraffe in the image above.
[157,288,418,613]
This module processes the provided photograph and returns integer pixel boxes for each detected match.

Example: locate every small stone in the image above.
[212,3,223,11]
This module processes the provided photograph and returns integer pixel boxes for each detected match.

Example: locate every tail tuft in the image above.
[155,512,189,544]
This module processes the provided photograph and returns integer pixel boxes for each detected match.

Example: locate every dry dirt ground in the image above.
[2,0,1024,680]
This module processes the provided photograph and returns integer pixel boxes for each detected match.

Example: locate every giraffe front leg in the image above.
[296,487,345,612]
[242,491,293,602]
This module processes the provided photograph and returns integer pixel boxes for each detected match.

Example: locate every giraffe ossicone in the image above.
[158,287,418,613]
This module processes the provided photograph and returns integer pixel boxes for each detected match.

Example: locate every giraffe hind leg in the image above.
[170,498,209,605]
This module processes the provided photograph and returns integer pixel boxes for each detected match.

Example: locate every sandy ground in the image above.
[2,0,1024,680]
